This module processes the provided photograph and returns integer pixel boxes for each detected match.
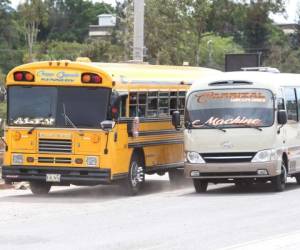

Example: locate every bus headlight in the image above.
[252,149,277,163]
[186,152,205,164]
[12,154,24,165]
[86,156,98,167]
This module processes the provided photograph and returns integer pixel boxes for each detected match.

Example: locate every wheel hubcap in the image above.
[131,162,144,187]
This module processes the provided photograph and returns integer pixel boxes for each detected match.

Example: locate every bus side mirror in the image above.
[278,110,287,125]
[101,120,116,131]
[110,92,120,120]
[172,111,181,129]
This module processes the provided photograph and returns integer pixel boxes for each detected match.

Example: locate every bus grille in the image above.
[201,152,256,163]
[39,139,72,154]
[38,157,72,164]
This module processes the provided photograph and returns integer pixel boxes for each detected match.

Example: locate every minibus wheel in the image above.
[123,153,145,196]
[271,161,287,192]
[295,174,300,185]
[193,179,208,193]
[29,181,51,195]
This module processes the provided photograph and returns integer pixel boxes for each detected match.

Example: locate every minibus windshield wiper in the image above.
[190,120,226,133]
[232,123,263,131]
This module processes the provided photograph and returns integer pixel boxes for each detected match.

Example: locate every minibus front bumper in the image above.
[2,166,112,185]
[185,161,280,180]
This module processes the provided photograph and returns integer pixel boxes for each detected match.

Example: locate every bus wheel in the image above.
[168,169,184,186]
[123,154,145,196]
[271,161,287,192]
[193,179,208,193]
[29,181,51,195]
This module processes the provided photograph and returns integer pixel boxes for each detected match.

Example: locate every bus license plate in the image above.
[46,174,61,183]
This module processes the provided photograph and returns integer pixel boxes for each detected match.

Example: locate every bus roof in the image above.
[91,62,220,85]
[189,71,300,94]
[6,60,221,88]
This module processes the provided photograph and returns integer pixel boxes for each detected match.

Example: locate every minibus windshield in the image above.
[186,89,274,128]
[8,86,110,128]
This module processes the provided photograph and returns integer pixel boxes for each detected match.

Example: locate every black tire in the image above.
[193,179,208,193]
[168,169,184,186]
[271,160,287,192]
[29,181,51,195]
[295,174,300,185]
[122,153,145,196]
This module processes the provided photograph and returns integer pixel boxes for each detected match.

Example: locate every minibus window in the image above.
[277,98,285,110]
[186,89,274,128]
[284,88,298,122]
[296,88,300,120]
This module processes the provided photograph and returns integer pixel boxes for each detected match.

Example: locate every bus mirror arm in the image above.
[277,110,287,134]
[100,121,116,155]
[172,111,181,130]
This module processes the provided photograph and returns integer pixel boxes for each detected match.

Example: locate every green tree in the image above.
[34,41,88,61]
[40,0,113,42]
[243,0,285,50]
[18,0,49,62]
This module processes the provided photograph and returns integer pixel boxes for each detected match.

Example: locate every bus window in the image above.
[129,92,138,117]
[119,95,127,117]
[138,92,146,117]
[147,91,158,117]
[159,92,169,117]
[170,92,178,115]
[178,94,186,115]
[285,88,298,122]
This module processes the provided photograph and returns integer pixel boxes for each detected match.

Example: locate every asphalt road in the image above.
[1,176,300,250]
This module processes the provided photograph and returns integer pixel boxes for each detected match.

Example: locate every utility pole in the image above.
[133,0,144,62]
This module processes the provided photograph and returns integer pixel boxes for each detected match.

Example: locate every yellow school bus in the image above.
[1,59,219,195]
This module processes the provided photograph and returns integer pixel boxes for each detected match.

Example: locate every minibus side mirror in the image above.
[278,110,287,125]
[172,111,181,129]
[101,120,116,131]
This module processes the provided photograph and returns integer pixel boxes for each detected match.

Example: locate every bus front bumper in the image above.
[2,166,111,185]
[184,161,281,180]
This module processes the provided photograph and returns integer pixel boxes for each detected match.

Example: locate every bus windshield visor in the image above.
[186,89,274,128]
[8,86,110,128]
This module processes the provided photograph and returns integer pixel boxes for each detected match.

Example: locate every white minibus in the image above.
[173,71,300,192]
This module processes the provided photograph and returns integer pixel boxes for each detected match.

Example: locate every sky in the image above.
[9,0,300,24]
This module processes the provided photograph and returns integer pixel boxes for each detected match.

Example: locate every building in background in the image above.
[89,14,116,38]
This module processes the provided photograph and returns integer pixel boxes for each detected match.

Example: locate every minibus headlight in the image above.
[12,154,24,165]
[252,149,276,163]
[86,156,98,167]
[186,152,205,164]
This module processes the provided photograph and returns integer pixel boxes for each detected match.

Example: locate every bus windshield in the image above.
[8,86,110,128]
[186,89,274,128]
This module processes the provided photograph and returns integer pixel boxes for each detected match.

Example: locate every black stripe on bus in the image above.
[138,130,182,136]
[128,139,183,148]
[119,117,171,124]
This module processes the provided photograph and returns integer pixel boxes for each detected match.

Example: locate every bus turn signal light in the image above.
[81,73,102,84]
[13,71,34,82]
[13,132,21,141]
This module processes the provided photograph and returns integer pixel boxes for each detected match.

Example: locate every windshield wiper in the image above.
[232,123,263,131]
[189,120,226,133]
[62,103,83,134]
[28,115,52,134]
[62,103,77,129]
